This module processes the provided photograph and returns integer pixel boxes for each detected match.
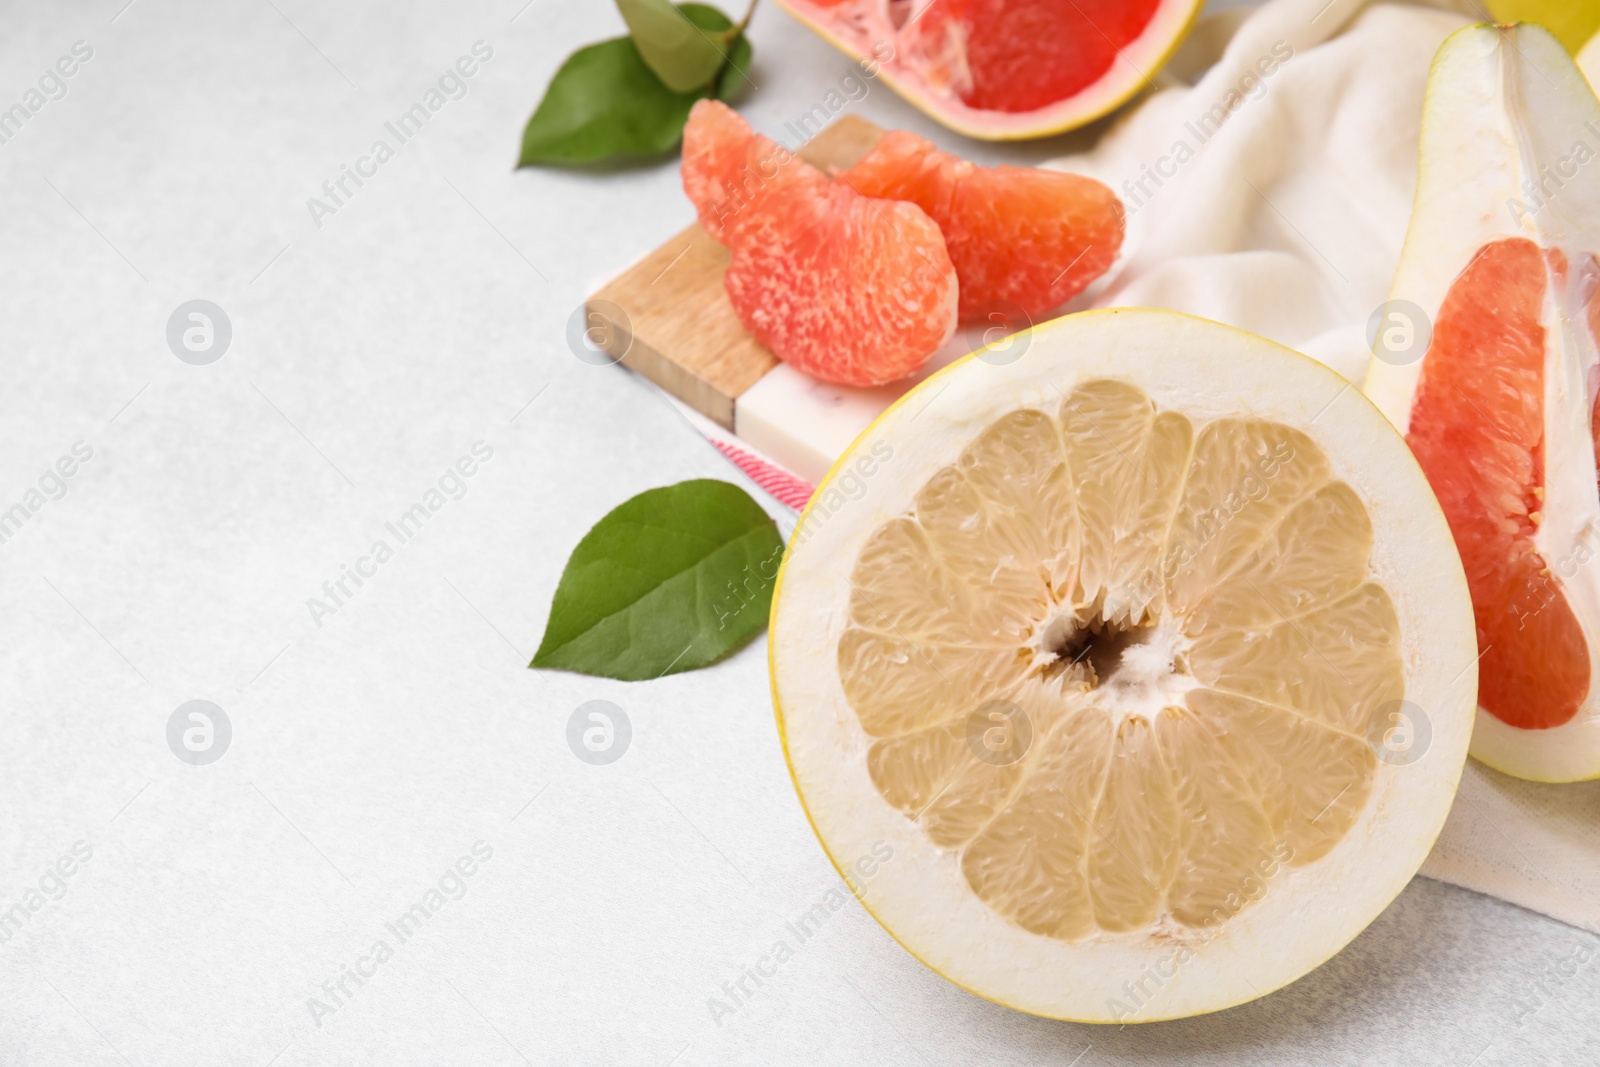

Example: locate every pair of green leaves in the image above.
[518,0,754,167]
[531,480,784,680]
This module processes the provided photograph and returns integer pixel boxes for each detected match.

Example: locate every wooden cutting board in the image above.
[586,115,887,430]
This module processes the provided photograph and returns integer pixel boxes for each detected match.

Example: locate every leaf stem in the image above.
[733,0,758,35]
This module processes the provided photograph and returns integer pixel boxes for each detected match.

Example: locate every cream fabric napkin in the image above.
[1049,0,1600,934]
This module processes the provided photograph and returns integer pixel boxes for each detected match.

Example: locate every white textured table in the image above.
[0,1,1594,1065]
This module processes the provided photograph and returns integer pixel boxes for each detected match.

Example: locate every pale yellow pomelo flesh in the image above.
[771,309,1477,1022]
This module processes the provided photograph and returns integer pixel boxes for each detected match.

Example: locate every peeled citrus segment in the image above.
[1405,238,1589,732]
[772,309,1476,1022]
[775,0,1203,139]
[681,97,765,244]
[1363,24,1600,782]
[840,130,1124,319]
[680,101,957,386]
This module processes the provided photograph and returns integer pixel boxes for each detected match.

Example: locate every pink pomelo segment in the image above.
[841,129,1123,320]
[681,101,958,387]
[902,0,1164,114]
[1405,238,1589,731]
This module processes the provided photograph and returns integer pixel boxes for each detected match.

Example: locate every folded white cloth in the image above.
[1050,0,1600,934]
[1060,0,1471,382]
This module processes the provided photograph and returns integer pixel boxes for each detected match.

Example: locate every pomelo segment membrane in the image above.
[1363,24,1600,781]
[841,129,1125,320]
[774,0,1203,139]
[681,101,958,386]
[773,310,1476,1021]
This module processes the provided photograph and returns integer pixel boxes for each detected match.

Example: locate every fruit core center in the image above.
[1046,611,1148,682]
[1036,607,1196,718]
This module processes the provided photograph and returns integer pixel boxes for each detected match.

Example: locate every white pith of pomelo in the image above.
[1364,24,1600,783]
[770,309,1477,1022]
[771,0,1204,140]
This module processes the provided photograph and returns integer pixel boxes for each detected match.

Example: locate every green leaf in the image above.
[617,0,728,93]
[531,479,784,680]
[680,3,755,101]
[516,4,752,167]
[517,36,690,165]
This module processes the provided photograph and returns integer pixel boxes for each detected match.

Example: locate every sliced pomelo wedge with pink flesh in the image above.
[840,129,1125,320]
[681,100,957,387]
[1364,23,1600,782]
[775,0,1203,139]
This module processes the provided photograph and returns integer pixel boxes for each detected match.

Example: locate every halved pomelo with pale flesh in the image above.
[771,310,1476,1021]
[1364,24,1600,783]
[682,100,958,387]
[774,0,1203,139]
[840,129,1126,320]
